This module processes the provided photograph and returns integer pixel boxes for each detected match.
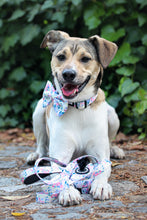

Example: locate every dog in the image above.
[27,30,125,206]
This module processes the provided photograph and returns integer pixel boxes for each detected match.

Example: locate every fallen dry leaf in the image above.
[1,195,30,201]
[129,145,145,151]
[112,161,123,167]
[7,128,21,135]
[20,132,35,141]
[131,141,142,146]
[11,212,25,216]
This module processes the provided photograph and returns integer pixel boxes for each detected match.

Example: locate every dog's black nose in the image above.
[62,69,76,82]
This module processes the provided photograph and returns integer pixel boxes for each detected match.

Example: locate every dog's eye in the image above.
[57,54,66,61]
[81,56,91,63]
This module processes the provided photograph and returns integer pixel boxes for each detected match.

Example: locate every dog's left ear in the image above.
[89,35,118,68]
[40,30,70,52]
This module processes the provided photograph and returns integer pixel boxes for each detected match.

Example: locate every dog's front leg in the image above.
[87,140,112,200]
[90,165,112,200]
[49,139,82,206]
[27,99,48,164]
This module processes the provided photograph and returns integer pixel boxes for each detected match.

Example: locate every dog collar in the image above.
[69,95,97,110]
[43,81,97,116]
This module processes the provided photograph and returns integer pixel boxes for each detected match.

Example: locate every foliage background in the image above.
[0,0,147,138]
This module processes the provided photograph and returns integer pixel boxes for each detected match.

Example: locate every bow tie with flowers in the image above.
[42,81,97,116]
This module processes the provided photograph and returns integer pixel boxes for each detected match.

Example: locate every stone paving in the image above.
[0,141,147,219]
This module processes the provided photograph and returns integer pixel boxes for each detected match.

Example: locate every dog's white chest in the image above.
[48,101,108,152]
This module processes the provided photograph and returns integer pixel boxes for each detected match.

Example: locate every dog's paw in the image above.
[26,152,39,165]
[90,181,112,200]
[58,186,82,206]
[110,145,125,159]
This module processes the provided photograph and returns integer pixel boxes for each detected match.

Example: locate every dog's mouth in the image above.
[60,76,91,99]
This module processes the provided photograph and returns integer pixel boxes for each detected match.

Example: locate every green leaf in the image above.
[85,17,101,30]
[12,104,22,114]
[0,105,11,117]
[9,67,27,82]
[123,106,132,116]
[41,0,54,10]
[135,46,146,56]
[116,66,135,76]
[106,0,126,6]
[135,65,147,82]
[142,80,147,91]
[101,25,114,35]
[0,19,3,28]
[8,9,25,21]
[4,117,18,127]
[135,100,147,114]
[0,89,10,99]
[43,20,48,25]
[27,4,40,22]
[20,24,40,45]
[52,12,65,23]
[142,34,147,46]
[30,80,45,94]
[2,34,19,52]
[84,3,105,20]
[110,42,131,66]
[138,88,147,100]
[101,25,125,41]
[127,26,142,44]
[123,55,140,64]
[71,0,81,6]
[84,3,104,30]
[137,128,142,133]
[138,13,147,26]
[124,88,146,103]
[119,78,140,97]
[136,0,147,8]
[0,0,8,7]
[107,93,121,108]
[115,5,125,14]
[138,133,146,140]
[0,62,10,79]
[7,0,25,5]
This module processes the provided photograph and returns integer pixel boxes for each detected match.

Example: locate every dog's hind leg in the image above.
[27,98,48,165]
[107,103,125,159]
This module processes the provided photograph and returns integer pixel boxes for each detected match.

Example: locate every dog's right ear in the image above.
[40,30,70,52]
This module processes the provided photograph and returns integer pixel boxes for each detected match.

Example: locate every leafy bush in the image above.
[0,0,147,138]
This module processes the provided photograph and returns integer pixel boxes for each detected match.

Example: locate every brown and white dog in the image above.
[27,30,125,206]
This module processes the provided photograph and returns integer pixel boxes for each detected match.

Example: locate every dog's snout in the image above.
[62,69,76,82]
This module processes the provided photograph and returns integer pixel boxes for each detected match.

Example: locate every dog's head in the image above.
[41,30,117,102]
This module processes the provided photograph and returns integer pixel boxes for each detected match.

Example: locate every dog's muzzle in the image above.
[60,72,91,99]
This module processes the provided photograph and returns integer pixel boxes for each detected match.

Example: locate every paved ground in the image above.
[0,130,147,219]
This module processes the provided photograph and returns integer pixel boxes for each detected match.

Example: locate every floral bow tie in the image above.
[43,80,98,117]
[43,81,68,117]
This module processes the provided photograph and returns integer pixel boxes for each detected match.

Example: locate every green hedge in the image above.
[0,0,147,139]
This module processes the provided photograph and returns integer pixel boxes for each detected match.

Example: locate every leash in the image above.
[20,155,111,203]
